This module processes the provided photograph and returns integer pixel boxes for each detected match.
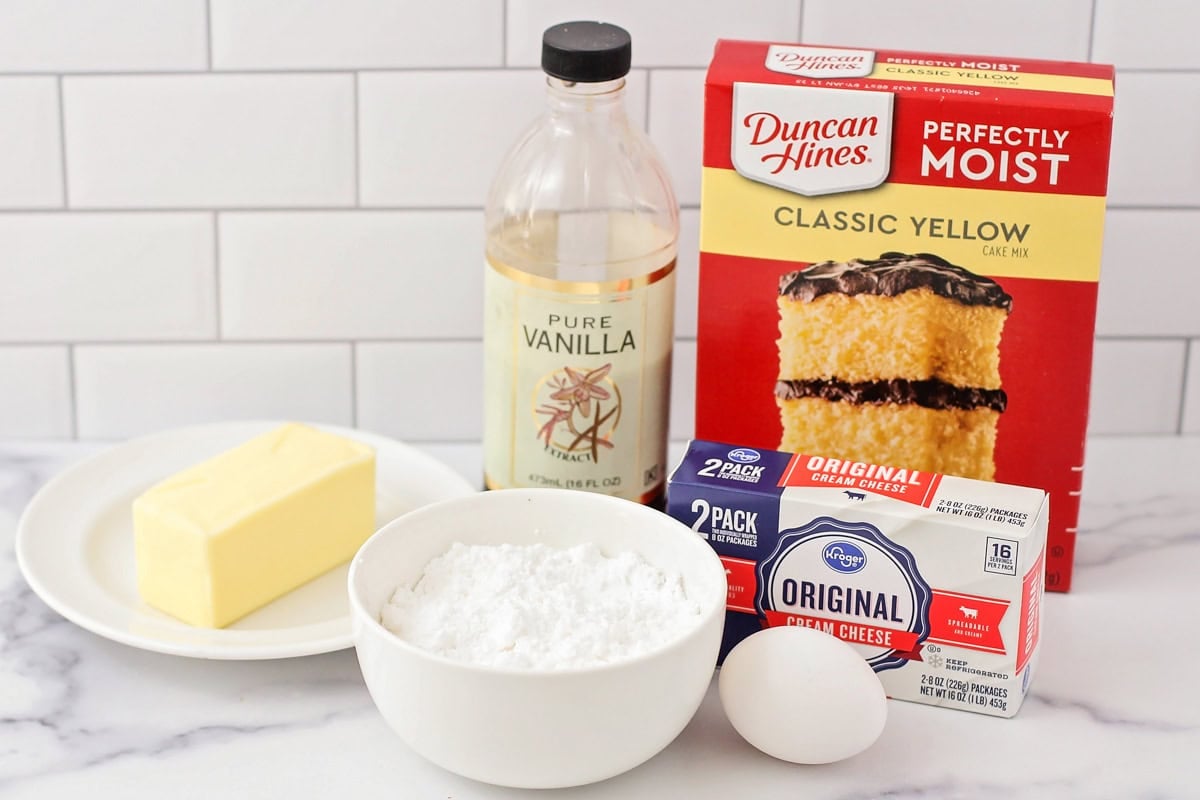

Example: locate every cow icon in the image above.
[959,606,978,620]
[844,490,865,501]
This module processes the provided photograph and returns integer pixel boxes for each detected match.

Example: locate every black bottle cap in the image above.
[541,21,632,83]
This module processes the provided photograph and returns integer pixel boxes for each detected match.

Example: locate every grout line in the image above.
[0,335,700,347]
[1094,334,1195,342]
[0,63,1180,78]
[0,205,486,214]
[1088,430,1195,439]
[1,62,1190,77]
[56,76,70,207]
[0,65,728,77]
[1087,0,1098,62]
[0,204,706,214]
[212,213,223,339]
[204,0,214,70]
[66,345,78,439]
[48,337,492,347]
[38,434,490,446]
[0,70,206,78]
[797,0,805,41]
[1115,67,1200,74]
[643,70,652,131]
[1178,338,1193,434]
[352,72,362,206]
[1107,204,1200,212]
[27,432,1180,446]
[501,0,509,67]
[2,336,698,347]
[350,342,359,427]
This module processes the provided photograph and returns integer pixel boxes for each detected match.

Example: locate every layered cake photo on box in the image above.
[775,252,1012,480]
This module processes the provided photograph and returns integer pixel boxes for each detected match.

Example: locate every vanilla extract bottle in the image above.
[483,21,679,506]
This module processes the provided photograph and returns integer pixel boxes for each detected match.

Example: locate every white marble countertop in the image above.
[1,437,1196,799]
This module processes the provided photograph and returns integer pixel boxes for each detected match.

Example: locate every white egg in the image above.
[718,626,888,764]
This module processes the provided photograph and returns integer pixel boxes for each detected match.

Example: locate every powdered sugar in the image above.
[380,541,703,670]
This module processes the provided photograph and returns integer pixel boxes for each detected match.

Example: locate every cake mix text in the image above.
[884,56,1023,72]
[773,206,1031,243]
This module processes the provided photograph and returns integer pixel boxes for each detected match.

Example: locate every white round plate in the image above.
[15,421,476,660]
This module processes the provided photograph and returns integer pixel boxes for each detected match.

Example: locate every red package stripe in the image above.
[1016,550,1045,673]
[720,556,758,613]
[762,610,921,653]
[927,590,1010,654]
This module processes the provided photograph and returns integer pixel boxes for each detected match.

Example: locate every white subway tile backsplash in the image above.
[359,71,543,207]
[0,3,1188,442]
[670,339,697,442]
[359,70,647,207]
[0,347,72,439]
[1093,0,1200,70]
[1097,211,1200,337]
[219,211,483,340]
[0,213,214,342]
[648,69,705,208]
[63,74,356,208]
[506,1,801,67]
[211,0,503,69]
[676,209,699,340]
[0,0,207,72]
[415,442,481,487]
[802,0,1093,60]
[1183,342,1200,435]
[1088,340,1185,435]
[0,78,63,208]
[1108,73,1200,207]
[356,342,482,442]
[74,344,353,439]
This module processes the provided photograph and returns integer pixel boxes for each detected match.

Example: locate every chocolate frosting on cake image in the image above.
[775,378,1008,413]
[779,252,1014,311]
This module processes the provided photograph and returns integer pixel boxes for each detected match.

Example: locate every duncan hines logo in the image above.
[765,45,876,79]
[732,83,893,196]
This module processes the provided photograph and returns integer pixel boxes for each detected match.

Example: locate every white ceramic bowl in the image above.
[348,488,727,789]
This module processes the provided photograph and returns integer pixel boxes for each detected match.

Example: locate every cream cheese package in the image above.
[667,439,1047,717]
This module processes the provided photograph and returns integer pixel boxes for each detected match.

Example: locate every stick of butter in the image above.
[133,423,376,628]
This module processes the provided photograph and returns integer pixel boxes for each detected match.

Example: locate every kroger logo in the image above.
[823,541,867,574]
[727,448,761,464]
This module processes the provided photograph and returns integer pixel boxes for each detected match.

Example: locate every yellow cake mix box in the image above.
[696,41,1115,591]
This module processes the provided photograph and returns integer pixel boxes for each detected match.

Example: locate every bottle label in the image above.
[483,258,675,502]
